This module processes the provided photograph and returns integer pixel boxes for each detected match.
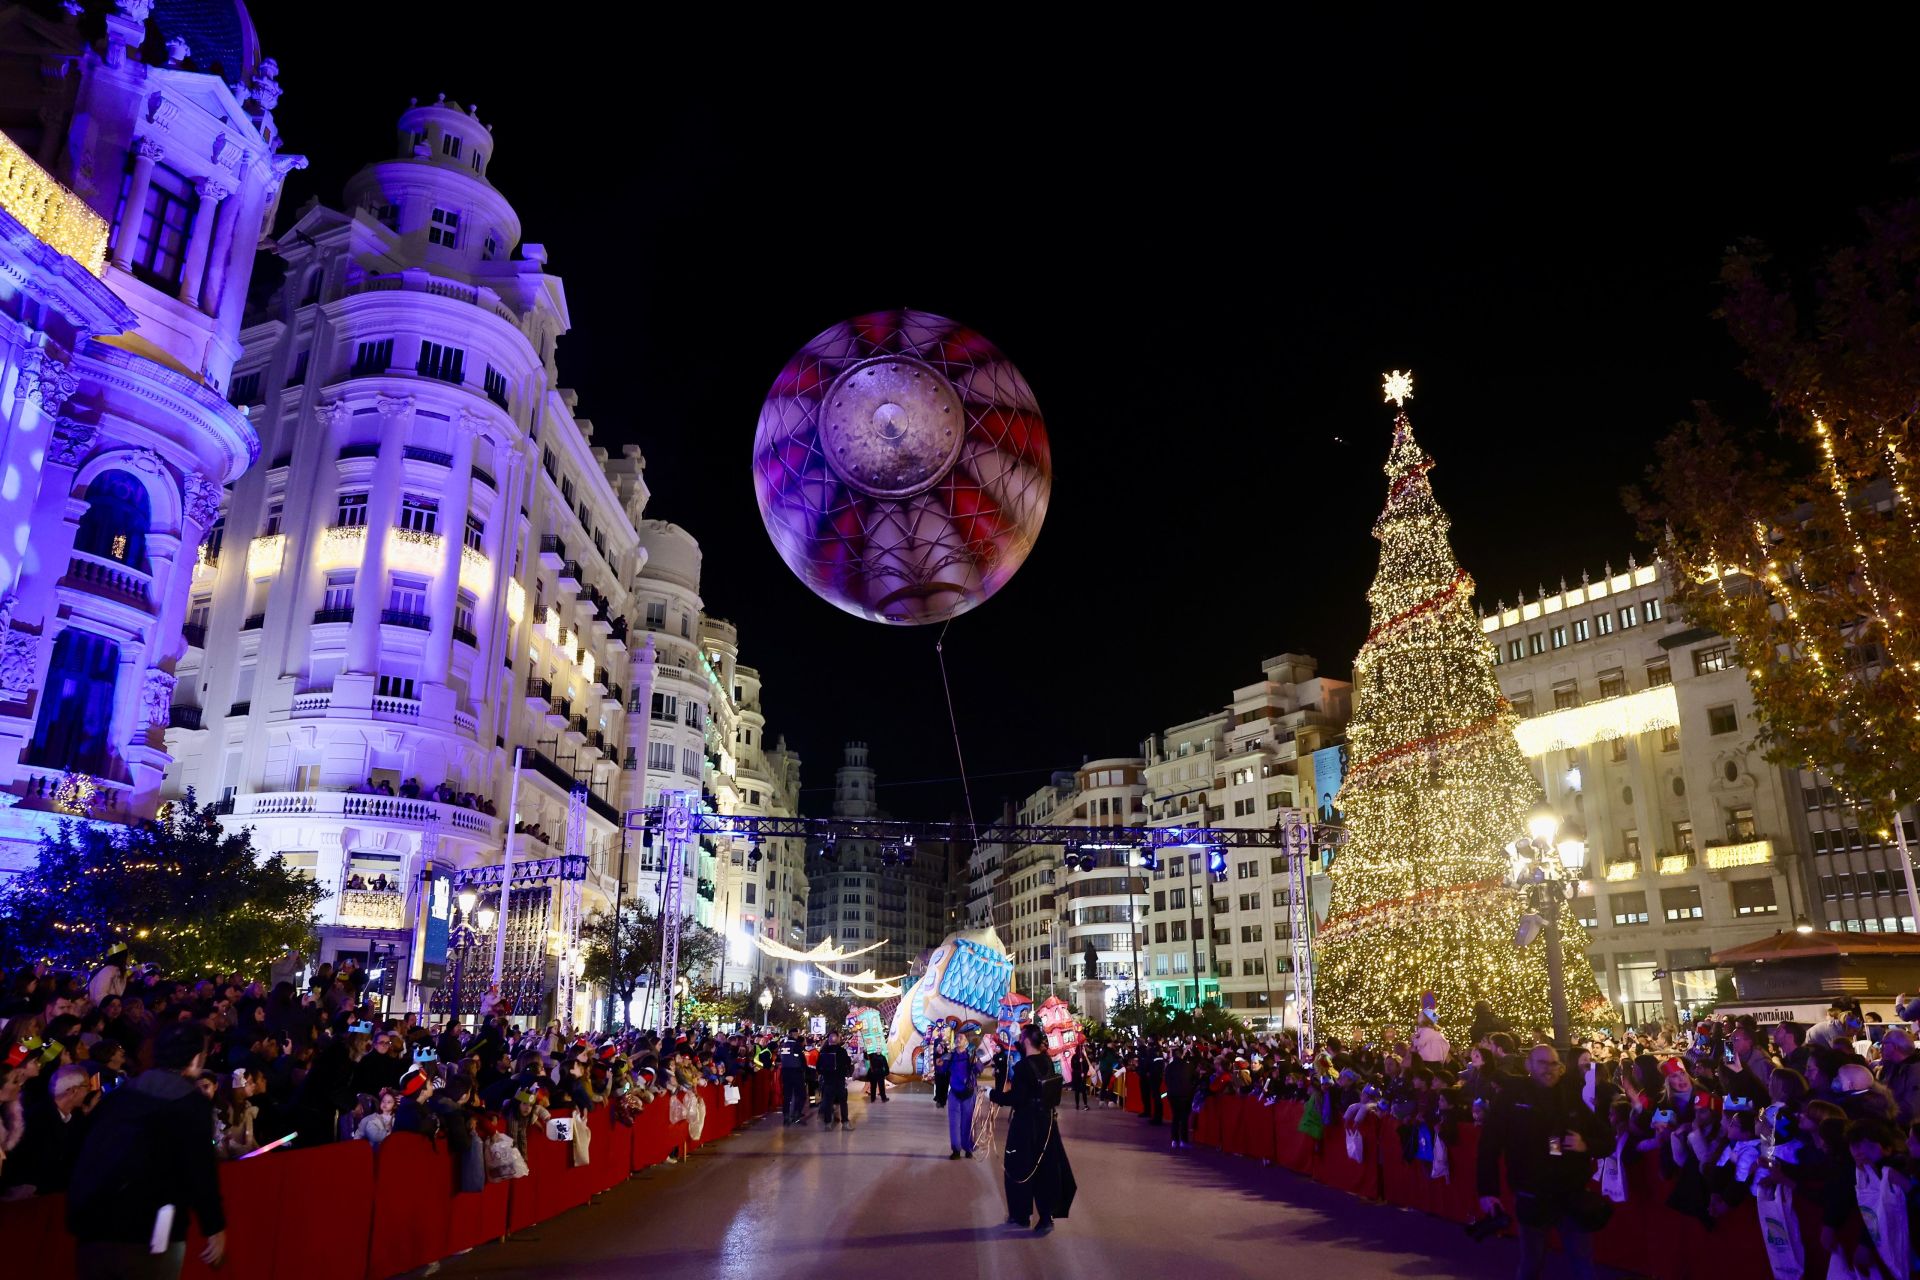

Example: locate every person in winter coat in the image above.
[816,1033,855,1130]
[66,1024,226,1276]
[947,1033,981,1159]
[1068,1046,1092,1111]
[1164,1048,1195,1148]
[864,1048,889,1102]
[990,1023,1076,1236]
[1875,1026,1920,1124]
[1476,1044,1610,1279]
[931,1043,951,1109]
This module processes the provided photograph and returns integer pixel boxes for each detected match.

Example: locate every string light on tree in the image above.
[1316,373,1611,1045]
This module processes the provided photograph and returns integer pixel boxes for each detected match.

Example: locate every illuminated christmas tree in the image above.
[1315,372,1609,1045]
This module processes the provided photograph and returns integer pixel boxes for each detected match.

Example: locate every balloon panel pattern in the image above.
[753,310,1052,625]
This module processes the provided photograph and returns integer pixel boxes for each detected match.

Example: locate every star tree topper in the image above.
[1382,369,1414,408]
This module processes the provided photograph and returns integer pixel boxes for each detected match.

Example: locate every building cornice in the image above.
[77,338,259,479]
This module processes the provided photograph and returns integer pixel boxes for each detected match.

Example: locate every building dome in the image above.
[147,0,261,84]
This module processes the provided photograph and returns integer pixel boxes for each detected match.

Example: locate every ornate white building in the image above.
[160,95,654,1024]
[0,0,294,870]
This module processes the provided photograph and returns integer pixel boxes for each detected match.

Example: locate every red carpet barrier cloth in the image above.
[4,1076,777,1280]
[0,1195,73,1280]
[181,1140,374,1280]
[1271,1100,1320,1175]
[1314,1111,1384,1199]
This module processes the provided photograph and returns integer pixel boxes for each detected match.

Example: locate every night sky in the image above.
[259,13,1920,819]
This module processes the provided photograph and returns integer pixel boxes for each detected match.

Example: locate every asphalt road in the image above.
[434,1086,1528,1280]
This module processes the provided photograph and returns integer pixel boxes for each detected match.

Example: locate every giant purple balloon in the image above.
[752,310,1052,625]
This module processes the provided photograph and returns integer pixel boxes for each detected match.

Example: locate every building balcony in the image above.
[1703,838,1772,871]
[168,705,204,730]
[1604,858,1640,883]
[380,609,431,631]
[545,698,571,732]
[471,464,496,490]
[452,625,477,648]
[181,623,206,649]
[336,889,406,930]
[403,445,453,468]
[539,536,566,570]
[288,689,473,738]
[563,715,588,746]
[313,607,354,625]
[341,270,520,327]
[525,677,552,713]
[227,789,500,839]
[558,561,583,592]
[242,613,265,631]
[64,550,152,609]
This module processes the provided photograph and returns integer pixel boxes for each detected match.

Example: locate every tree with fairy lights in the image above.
[0,792,324,977]
[1315,373,1610,1046]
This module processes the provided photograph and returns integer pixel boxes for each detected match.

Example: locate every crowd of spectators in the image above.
[350,776,497,815]
[0,948,783,1271]
[1092,996,1920,1277]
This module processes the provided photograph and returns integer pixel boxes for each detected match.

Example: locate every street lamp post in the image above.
[758,985,773,1031]
[1505,803,1588,1050]
[448,890,496,1032]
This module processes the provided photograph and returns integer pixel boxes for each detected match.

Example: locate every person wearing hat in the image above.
[392,1064,439,1137]
[86,945,129,1007]
[1876,1024,1920,1123]
[778,1028,808,1125]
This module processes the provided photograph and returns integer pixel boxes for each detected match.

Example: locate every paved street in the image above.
[437,1087,1526,1280]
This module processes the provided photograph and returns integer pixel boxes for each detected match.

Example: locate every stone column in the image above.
[199,182,245,315]
[421,418,477,685]
[472,446,521,693]
[345,396,411,675]
[176,179,229,306]
[110,139,162,273]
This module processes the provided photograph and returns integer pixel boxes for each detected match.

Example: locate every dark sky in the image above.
[259,12,1920,819]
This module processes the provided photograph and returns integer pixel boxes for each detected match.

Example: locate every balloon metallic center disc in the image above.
[819,356,964,499]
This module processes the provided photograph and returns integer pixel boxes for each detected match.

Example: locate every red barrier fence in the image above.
[1155,1083,1840,1280]
[5,1072,779,1280]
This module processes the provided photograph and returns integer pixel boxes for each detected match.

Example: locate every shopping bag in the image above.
[1854,1163,1911,1279]
[1754,1182,1804,1280]
[1430,1133,1450,1181]
[570,1112,592,1167]
[1344,1124,1364,1163]
[724,1083,742,1106]
[1597,1154,1628,1205]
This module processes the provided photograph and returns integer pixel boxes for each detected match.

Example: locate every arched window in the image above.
[27,628,120,776]
[301,269,322,305]
[74,470,152,572]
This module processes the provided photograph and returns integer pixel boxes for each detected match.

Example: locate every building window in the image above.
[650,692,678,723]
[376,675,416,700]
[1618,605,1638,630]
[1726,805,1756,840]
[1610,891,1650,926]
[483,233,497,259]
[428,207,460,247]
[1598,671,1626,699]
[1707,704,1738,735]
[261,502,283,537]
[1508,639,1523,661]
[441,134,462,160]
[417,341,465,384]
[1694,644,1736,676]
[1170,920,1186,943]
[116,161,196,289]
[680,748,700,778]
[321,572,354,612]
[1240,925,1263,943]
[372,203,399,230]
[454,590,477,638]
[1528,632,1545,655]
[229,371,261,405]
[1673,820,1694,853]
[1647,661,1672,688]
[1595,612,1613,636]
[1661,885,1704,922]
[350,338,393,376]
[464,514,485,552]
[483,365,508,409]
[335,492,368,527]
[1553,685,1580,710]
[1572,618,1590,643]
[398,495,438,534]
[1732,878,1778,916]
[1550,625,1567,650]
[1644,598,1663,623]
[1660,725,1680,752]
[1573,897,1597,928]
[647,741,675,771]
[644,602,666,631]
[388,576,428,616]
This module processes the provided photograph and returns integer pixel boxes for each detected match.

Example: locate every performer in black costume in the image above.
[989,1023,1077,1235]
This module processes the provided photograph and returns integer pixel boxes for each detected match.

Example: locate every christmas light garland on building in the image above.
[1315,373,1611,1045]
